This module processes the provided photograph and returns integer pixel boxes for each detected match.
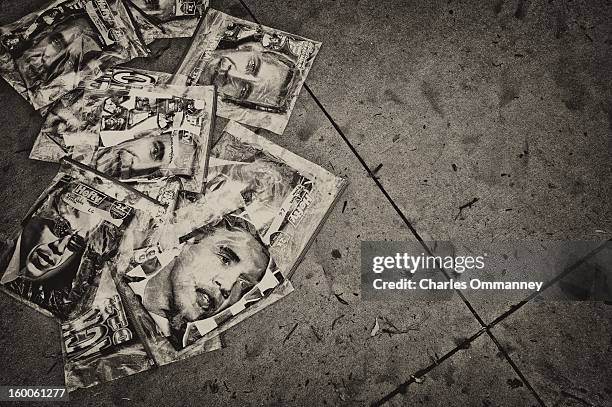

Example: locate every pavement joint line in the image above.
[370,327,487,406]
[236,1,427,243]
[486,239,611,330]
[300,81,496,328]
[302,70,553,407]
[436,265,487,327]
[373,326,548,407]
[475,241,610,407]
[298,81,544,405]
[302,81,425,243]
[485,329,547,407]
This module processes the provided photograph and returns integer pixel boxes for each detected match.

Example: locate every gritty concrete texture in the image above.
[384,333,540,407]
[491,248,612,406]
[244,0,612,241]
[0,0,610,406]
[453,240,606,324]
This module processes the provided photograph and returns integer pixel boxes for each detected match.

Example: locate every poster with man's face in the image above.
[30,68,175,164]
[172,9,321,135]
[81,84,215,193]
[114,121,346,366]
[0,0,149,110]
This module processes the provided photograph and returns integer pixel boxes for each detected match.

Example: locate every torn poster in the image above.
[61,268,154,392]
[83,83,216,193]
[0,0,149,110]
[30,67,174,163]
[0,158,167,391]
[172,8,321,134]
[0,158,163,320]
[30,68,216,194]
[129,0,208,21]
[116,121,346,366]
[0,159,223,391]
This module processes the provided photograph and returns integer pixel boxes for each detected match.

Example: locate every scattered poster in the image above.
[173,9,321,134]
[0,0,149,110]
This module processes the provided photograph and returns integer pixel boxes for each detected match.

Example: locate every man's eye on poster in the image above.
[206,29,297,114]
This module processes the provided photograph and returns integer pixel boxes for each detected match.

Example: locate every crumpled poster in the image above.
[129,0,208,21]
[61,269,153,392]
[30,67,174,163]
[78,82,216,193]
[0,158,166,391]
[115,121,347,366]
[127,0,210,45]
[172,9,321,134]
[0,0,149,110]
[29,67,216,195]
[0,158,163,319]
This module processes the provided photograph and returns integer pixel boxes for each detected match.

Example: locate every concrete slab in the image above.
[0,295,64,388]
[490,245,612,406]
[241,0,612,340]
[242,0,612,241]
[379,333,540,407]
[448,240,607,325]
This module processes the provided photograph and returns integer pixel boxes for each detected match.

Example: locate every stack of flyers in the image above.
[0,2,337,394]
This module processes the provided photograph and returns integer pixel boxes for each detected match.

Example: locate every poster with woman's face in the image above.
[0,159,169,392]
[172,9,321,134]
[0,159,162,320]
[0,0,149,110]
